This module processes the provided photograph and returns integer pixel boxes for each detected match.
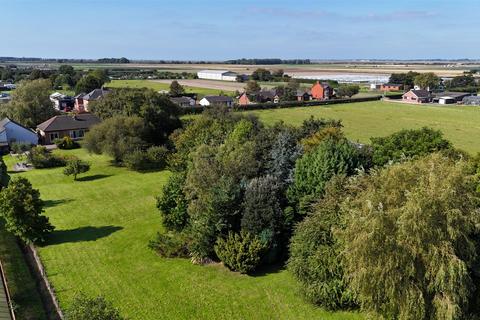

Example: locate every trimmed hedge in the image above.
[181,96,382,114]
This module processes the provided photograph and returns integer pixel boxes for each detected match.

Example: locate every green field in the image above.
[10,148,361,320]
[106,80,233,97]
[250,101,480,154]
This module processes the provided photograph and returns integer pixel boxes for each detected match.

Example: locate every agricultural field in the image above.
[106,79,234,97]
[250,100,480,154]
[9,148,363,320]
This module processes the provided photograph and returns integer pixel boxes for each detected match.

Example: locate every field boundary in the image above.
[23,244,63,320]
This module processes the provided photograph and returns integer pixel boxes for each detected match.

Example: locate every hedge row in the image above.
[181,95,383,114]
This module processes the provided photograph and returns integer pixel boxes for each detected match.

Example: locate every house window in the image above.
[49,132,59,141]
[70,130,85,139]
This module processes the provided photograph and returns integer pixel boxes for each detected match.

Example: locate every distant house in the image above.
[402,90,432,104]
[0,118,38,151]
[432,91,474,103]
[74,89,110,112]
[170,96,196,108]
[50,92,74,112]
[238,92,252,106]
[37,113,101,145]
[197,70,238,82]
[199,96,234,107]
[462,96,480,106]
[311,82,333,100]
[381,83,403,91]
[370,83,382,90]
[296,90,312,102]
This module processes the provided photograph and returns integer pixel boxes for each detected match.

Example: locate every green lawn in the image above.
[250,100,480,154]
[106,80,234,97]
[11,148,362,320]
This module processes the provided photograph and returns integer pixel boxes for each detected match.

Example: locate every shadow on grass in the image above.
[43,198,74,208]
[45,225,123,246]
[76,174,112,182]
[250,262,286,277]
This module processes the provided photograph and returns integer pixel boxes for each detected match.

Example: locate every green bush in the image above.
[123,146,168,171]
[148,231,190,258]
[157,172,188,232]
[66,293,125,320]
[10,142,33,154]
[27,146,66,168]
[288,176,356,310]
[54,136,80,150]
[214,231,268,274]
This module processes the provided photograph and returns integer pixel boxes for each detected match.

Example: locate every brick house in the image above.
[74,89,110,113]
[238,92,251,105]
[311,81,333,100]
[402,90,432,104]
[37,113,101,144]
[381,83,403,91]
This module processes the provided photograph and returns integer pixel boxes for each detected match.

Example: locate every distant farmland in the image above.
[251,101,480,154]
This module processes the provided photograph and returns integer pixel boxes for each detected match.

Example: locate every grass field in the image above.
[106,80,234,97]
[250,100,480,154]
[11,148,362,320]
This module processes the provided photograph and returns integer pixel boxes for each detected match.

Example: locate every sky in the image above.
[2,0,480,60]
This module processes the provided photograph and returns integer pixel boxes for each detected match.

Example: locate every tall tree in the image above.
[245,80,261,97]
[0,79,57,127]
[0,177,54,244]
[169,80,185,97]
[414,72,441,90]
[341,154,480,320]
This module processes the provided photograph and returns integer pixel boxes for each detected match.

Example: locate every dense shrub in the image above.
[84,116,147,164]
[268,129,302,185]
[123,146,168,171]
[148,231,190,258]
[288,176,356,310]
[66,293,125,320]
[0,157,9,190]
[27,146,66,168]
[371,127,452,166]
[156,172,189,232]
[214,231,268,274]
[10,142,33,154]
[54,136,80,149]
[340,154,480,320]
[288,138,369,215]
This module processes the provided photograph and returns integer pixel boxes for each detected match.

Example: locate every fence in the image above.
[23,244,63,320]
[0,258,15,320]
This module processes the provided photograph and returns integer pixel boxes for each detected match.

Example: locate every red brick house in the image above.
[311,82,333,100]
[402,89,432,104]
[381,83,403,91]
[74,89,110,113]
[37,113,101,144]
[238,92,251,105]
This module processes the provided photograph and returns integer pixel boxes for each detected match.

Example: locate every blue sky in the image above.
[2,0,479,60]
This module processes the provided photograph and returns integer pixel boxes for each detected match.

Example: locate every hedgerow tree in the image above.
[84,116,147,163]
[0,177,53,244]
[288,176,356,310]
[169,80,185,97]
[371,127,452,166]
[63,158,90,181]
[66,293,125,320]
[340,154,480,320]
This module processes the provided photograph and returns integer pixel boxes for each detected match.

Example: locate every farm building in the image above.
[0,118,38,151]
[463,96,480,106]
[199,96,234,107]
[197,70,238,82]
[381,83,403,91]
[311,82,333,100]
[432,92,474,103]
[296,90,312,102]
[170,96,196,108]
[402,90,432,104]
[37,113,101,145]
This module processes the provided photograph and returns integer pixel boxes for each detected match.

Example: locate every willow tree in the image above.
[341,154,480,319]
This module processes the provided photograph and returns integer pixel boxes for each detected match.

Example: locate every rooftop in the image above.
[37,113,101,132]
